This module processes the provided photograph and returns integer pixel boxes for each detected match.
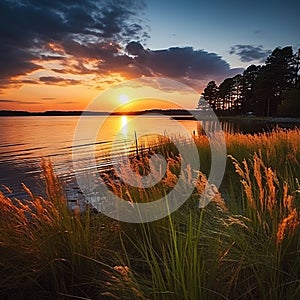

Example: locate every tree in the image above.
[231,74,244,111]
[252,65,276,116]
[295,48,300,87]
[199,46,300,117]
[278,88,300,117]
[201,81,219,110]
[265,46,296,90]
[218,78,234,110]
[240,65,261,113]
[253,46,296,116]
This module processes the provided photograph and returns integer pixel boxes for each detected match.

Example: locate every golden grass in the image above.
[229,152,300,244]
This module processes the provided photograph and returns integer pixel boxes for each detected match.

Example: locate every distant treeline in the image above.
[0,110,85,116]
[199,46,300,117]
[0,109,195,117]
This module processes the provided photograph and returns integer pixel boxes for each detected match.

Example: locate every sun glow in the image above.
[119,94,129,104]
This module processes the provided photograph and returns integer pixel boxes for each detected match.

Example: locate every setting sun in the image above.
[119,94,130,104]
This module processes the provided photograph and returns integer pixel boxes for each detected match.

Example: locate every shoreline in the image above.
[172,115,300,123]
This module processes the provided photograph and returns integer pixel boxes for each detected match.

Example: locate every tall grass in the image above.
[0,128,299,299]
[0,160,135,299]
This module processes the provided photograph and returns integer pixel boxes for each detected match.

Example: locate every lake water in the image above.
[0,115,298,198]
[0,115,198,198]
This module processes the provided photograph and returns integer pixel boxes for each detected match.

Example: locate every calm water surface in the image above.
[0,116,199,197]
[0,115,296,198]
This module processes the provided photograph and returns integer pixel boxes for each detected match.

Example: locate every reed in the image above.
[0,160,135,299]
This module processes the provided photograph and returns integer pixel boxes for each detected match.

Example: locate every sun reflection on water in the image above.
[120,115,128,135]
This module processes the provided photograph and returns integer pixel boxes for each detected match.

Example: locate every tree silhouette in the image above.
[240,65,261,113]
[201,81,219,110]
[254,46,296,116]
[218,78,234,110]
[200,46,300,117]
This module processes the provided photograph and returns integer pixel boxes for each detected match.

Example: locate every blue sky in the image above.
[145,0,300,67]
[0,0,299,111]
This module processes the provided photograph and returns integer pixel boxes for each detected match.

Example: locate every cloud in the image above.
[0,99,40,104]
[0,0,242,94]
[122,42,243,88]
[45,40,243,90]
[229,45,272,63]
[0,44,41,80]
[58,101,77,104]
[0,100,18,103]
[0,0,147,88]
[39,76,81,85]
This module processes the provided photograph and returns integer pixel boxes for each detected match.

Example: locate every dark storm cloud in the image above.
[145,47,230,77]
[60,40,121,60]
[229,45,272,63]
[0,44,41,79]
[0,0,242,93]
[0,0,145,41]
[0,0,147,86]
[125,42,242,81]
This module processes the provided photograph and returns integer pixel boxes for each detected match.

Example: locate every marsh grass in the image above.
[0,128,299,299]
[0,160,135,299]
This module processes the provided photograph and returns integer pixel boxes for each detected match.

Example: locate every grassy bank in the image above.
[0,129,299,299]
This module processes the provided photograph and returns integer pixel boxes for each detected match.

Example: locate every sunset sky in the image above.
[0,0,299,112]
